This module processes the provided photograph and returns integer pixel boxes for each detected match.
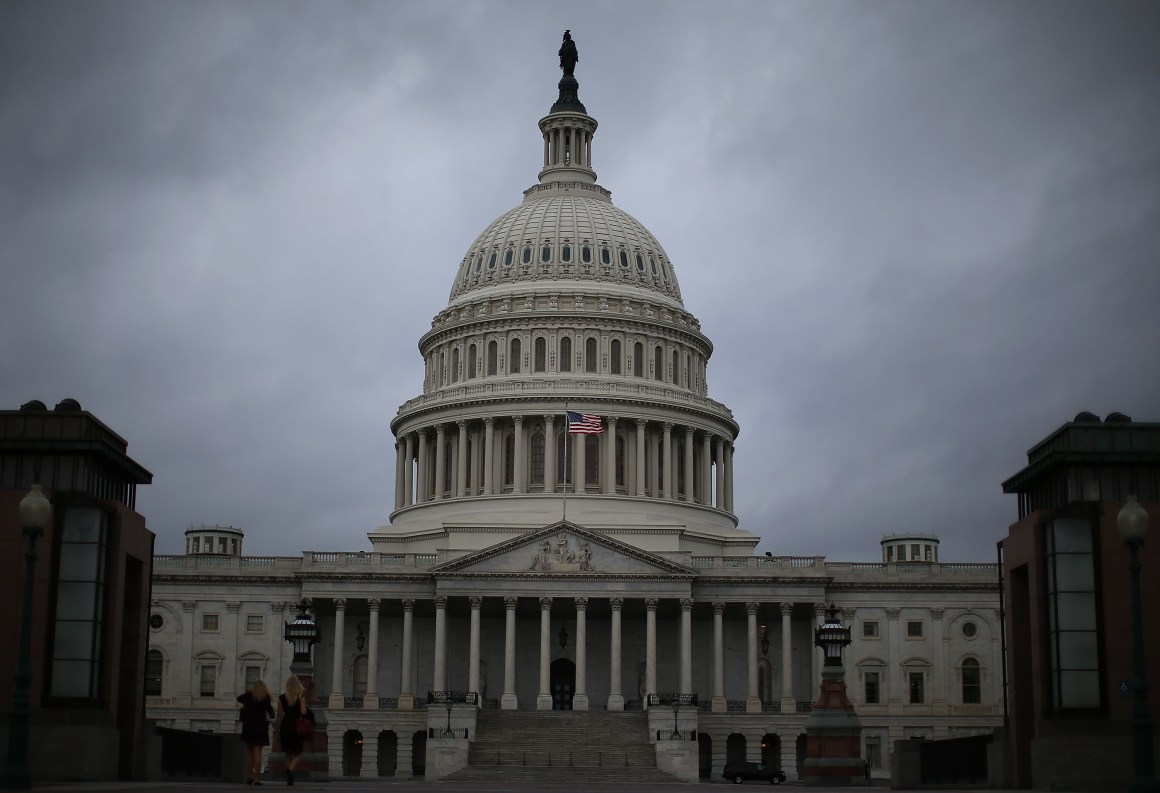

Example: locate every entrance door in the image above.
[550,658,575,710]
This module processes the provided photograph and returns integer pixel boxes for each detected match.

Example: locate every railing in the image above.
[647,693,698,707]
[379,697,399,709]
[343,697,364,709]
[427,690,478,705]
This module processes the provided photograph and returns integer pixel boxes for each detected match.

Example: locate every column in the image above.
[679,598,693,695]
[404,434,415,506]
[725,443,735,511]
[397,599,414,710]
[746,602,760,712]
[683,429,695,501]
[607,597,624,710]
[364,598,381,709]
[537,597,553,710]
[482,418,495,495]
[780,602,795,713]
[502,596,518,709]
[573,429,585,492]
[635,419,647,496]
[712,601,726,712]
[700,431,712,505]
[416,431,428,502]
[573,597,589,710]
[456,421,468,497]
[645,598,658,701]
[662,422,674,499]
[468,596,482,697]
[714,437,725,509]
[329,599,347,708]
[434,424,446,500]
[649,427,660,497]
[931,607,947,713]
[394,442,406,510]
[603,416,618,494]
[433,596,447,692]
[512,415,525,494]
[543,415,556,492]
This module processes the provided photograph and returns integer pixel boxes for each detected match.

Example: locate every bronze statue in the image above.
[559,30,578,77]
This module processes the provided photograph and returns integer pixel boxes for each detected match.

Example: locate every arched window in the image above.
[560,337,572,372]
[534,337,546,372]
[636,253,645,271]
[488,252,497,270]
[615,435,625,488]
[503,434,515,488]
[522,245,532,264]
[504,248,513,267]
[145,649,163,696]
[961,658,981,704]
[467,344,477,379]
[619,249,629,269]
[584,435,599,489]
[487,340,498,375]
[510,338,521,373]
[530,432,545,486]
[653,346,663,381]
[672,350,679,384]
[585,337,597,373]
[582,245,592,263]
[685,353,691,387]
[610,339,622,374]
[633,342,643,377]
[561,244,571,262]
[601,246,611,265]
[451,348,460,383]
[541,244,551,262]
[439,351,446,386]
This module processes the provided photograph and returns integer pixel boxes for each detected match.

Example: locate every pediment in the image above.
[432,521,695,578]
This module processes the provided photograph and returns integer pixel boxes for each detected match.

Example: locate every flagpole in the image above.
[562,405,569,522]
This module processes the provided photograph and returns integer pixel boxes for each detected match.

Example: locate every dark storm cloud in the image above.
[1,1,1157,560]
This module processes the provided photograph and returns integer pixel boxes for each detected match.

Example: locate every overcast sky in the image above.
[3,1,1158,561]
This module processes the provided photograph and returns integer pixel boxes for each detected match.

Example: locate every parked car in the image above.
[722,761,787,784]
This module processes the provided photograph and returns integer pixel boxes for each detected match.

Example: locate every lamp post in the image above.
[1,484,53,790]
[443,703,454,737]
[1118,496,1159,793]
[670,698,681,740]
[803,602,861,786]
[283,601,320,668]
[758,624,770,656]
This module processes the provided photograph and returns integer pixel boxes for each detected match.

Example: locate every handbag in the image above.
[295,709,315,739]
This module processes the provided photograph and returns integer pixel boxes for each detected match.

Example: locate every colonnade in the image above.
[326,595,815,713]
[393,416,735,512]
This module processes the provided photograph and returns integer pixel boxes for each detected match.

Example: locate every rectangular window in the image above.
[865,736,882,769]
[886,546,894,562]
[864,672,880,704]
[1045,518,1100,709]
[246,615,264,633]
[907,620,924,638]
[909,672,925,704]
[49,508,107,700]
[862,620,879,638]
[145,652,163,696]
[911,543,921,560]
[244,665,261,691]
[199,665,216,697]
[202,614,220,632]
[898,545,907,561]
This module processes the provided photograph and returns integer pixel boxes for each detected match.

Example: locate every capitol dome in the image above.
[378,44,755,559]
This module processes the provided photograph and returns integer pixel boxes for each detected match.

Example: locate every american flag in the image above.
[566,411,604,434]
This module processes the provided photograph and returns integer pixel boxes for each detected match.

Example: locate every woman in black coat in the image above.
[278,675,313,786]
[237,680,275,785]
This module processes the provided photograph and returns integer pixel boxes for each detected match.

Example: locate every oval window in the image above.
[619,249,629,268]
[601,247,611,265]
[149,614,164,630]
[562,245,571,262]
[522,246,532,264]
[504,249,513,266]
[636,253,644,271]
[475,254,483,273]
[650,255,657,274]
[488,252,497,269]
[582,245,592,263]
[542,245,551,262]
[962,621,978,639]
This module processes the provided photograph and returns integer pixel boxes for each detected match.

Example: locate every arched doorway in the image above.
[726,733,747,763]
[342,730,363,777]
[551,658,575,710]
[698,733,713,779]
[412,731,427,776]
[378,730,397,777]
[762,733,781,770]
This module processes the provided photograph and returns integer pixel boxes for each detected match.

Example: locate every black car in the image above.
[722,761,787,784]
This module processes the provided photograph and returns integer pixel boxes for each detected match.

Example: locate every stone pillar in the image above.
[397,599,414,710]
[725,443,735,511]
[468,596,482,697]
[700,431,712,504]
[394,442,406,510]
[679,598,693,694]
[746,602,761,712]
[224,602,240,696]
[779,730,800,783]
[645,598,658,700]
[780,602,796,713]
[573,597,589,710]
[359,727,379,778]
[543,414,556,492]
[683,429,695,501]
[603,416,618,493]
[502,596,518,709]
[635,419,647,496]
[416,431,428,503]
[329,598,347,708]
[433,596,447,692]
[714,437,725,509]
[712,601,726,712]
[607,597,624,710]
[537,597,553,710]
[649,427,660,497]
[404,434,415,506]
[482,418,495,495]
[434,424,446,500]
[456,421,468,497]
[512,415,525,494]
[662,422,674,499]
[931,607,947,713]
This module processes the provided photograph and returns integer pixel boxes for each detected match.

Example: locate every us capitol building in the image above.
[147,36,1002,783]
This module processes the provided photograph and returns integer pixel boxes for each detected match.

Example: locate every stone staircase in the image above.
[443,709,679,783]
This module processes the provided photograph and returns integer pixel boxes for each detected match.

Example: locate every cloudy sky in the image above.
[3,1,1158,561]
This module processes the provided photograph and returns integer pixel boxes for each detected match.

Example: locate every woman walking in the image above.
[237,680,275,785]
[278,675,313,786]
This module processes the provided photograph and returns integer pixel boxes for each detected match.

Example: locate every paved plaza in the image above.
[31,781,1021,793]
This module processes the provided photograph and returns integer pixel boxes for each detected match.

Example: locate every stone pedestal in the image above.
[803,667,863,786]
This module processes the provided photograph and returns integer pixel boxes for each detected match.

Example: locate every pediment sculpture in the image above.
[529,533,594,572]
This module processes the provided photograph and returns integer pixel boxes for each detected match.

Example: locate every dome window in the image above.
[522,245,532,264]
[561,245,571,262]
[504,249,513,267]
[635,253,644,271]
[488,252,497,270]
[541,244,551,263]
[650,255,657,274]
[475,254,483,273]
[601,247,611,265]
[582,245,592,263]
[619,249,629,268]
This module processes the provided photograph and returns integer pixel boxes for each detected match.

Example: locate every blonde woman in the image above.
[237,679,274,785]
[277,675,313,786]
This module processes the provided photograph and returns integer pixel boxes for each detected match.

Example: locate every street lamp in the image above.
[1117,496,1159,792]
[1,484,53,790]
[283,601,320,665]
[444,703,454,737]
[758,624,770,656]
[670,698,681,740]
[814,603,851,666]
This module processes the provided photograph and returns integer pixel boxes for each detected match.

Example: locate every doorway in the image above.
[550,658,575,710]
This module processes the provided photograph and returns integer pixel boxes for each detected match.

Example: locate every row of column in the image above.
[327,596,813,713]
[393,417,735,511]
[543,120,593,168]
